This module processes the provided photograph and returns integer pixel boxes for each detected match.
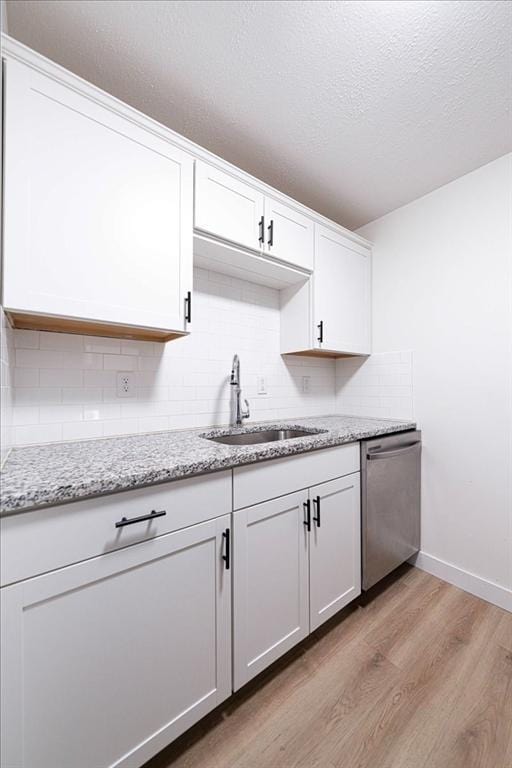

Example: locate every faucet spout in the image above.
[230,354,249,426]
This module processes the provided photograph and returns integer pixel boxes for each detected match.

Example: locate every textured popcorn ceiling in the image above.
[5,0,512,229]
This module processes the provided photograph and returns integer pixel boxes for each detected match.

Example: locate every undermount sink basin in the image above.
[206,428,321,446]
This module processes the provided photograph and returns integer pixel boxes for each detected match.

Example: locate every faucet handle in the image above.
[242,399,250,420]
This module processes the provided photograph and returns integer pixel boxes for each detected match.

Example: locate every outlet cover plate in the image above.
[116,372,135,398]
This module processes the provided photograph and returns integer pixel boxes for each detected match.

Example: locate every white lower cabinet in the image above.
[233,472,361,690]
[232,491,309,690]
[1,451,362,766]
[0,516,232,768]
[309,475,361,631]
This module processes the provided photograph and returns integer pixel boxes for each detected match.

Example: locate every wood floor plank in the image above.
[305,589,490,768]
[424,642,512,768]
[142,568,512,768]
[362,569,451,668]
[495,610,512,652]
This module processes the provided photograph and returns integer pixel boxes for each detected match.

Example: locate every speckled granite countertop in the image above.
[0,415,416,515]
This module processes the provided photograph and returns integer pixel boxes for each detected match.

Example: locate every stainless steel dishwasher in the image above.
[361,430,421,591]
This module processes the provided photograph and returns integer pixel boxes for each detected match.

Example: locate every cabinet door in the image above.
[309,474,361,632]
[1,516,231,768]
[3,59,193,333]
[263,197,314,270]
[233,491,309,690]
[314,225,371,354]
[194,161,264,251]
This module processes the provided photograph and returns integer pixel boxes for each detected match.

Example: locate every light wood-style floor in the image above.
[144,565,512,768]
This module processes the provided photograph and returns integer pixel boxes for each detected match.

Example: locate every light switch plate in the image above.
[257,376,267,395]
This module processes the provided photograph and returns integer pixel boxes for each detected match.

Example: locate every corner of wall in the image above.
[335,350,414,420]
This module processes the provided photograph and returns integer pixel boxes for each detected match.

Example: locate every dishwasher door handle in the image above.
[367,441,421,460]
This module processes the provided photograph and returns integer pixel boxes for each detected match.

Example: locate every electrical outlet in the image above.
[257,376,267,395]
[302,376,311,394]
[116,372,135,398]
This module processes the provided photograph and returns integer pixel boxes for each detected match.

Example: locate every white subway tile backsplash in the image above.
[16,349,102,370]
[13,406,40,426]
[39,331,84,351]
[84,338,122,354]
[83,370,117,387]
[13,423,63,446]
[40,369,83,387]
[102,418,139,437]
[1,312,14,462]
[14,369,40,387]
[103,354,138,371]
[83,404,121,421]
[39,404,84,424]
[62,421,104,441]
[120,340,155,356]
[2,270,338,446]
[13,329,39,349]
[62,387,103,404]
[14,387,62,405]
[336,351,414,420]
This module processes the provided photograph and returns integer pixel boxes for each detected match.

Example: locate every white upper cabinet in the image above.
[1,38,372,350]
[313,226,371,355]
[263,197,314,271]
[2,59,193,341]
[194,161,315,274]
[194,161,264,252]
[280,225,372,357]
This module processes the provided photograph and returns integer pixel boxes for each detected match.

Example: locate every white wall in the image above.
[7,268,336,446]
[359,153,512,606]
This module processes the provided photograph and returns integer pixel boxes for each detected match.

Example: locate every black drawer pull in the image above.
[185,291,192,324]
[258,215,265,244]
[317,320,324,343]
[268,219,274,247]
[303,499,311,532]
[313,495,321,527]
[115,510,166,528]
[222,528,231,570]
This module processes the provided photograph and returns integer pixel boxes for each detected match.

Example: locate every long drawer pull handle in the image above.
[185,291,192,324]
[258,215,265,244]
[367,442,421,461]
[313,495,321,527]
[303,499,311,532]
[222,528,231,570]
[268,219,274,247]
[115,510,166,528]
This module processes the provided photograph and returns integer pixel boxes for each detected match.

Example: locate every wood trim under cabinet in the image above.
[6,311,186,342]
[281,349,367,359]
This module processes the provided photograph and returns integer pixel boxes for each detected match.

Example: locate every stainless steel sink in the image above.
[206,428,320,446]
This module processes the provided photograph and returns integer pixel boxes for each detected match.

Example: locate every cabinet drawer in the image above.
[0,471,231,586]
[233,444,359,510]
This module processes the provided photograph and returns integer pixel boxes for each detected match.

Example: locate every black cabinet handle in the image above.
[115,509,166,528]
[267,219,274,247]
[258,215,265,244]
[222,528,230,570]
[303,499,311,532]
[317,320,324,343]
[313,495,321,527]
[185,291,192,324]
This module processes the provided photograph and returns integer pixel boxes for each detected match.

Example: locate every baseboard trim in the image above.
[410,551,512,613]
